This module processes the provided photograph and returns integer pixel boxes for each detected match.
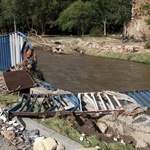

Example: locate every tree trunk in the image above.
[41,24,45,35]
[81,26,84,37]
[103,19,107,36]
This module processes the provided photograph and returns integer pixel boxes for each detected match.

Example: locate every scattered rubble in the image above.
[98,113,150,149]
[0,106,66,150]
[29,36,148,55]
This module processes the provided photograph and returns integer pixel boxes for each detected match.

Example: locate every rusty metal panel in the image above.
[3,70,34,91]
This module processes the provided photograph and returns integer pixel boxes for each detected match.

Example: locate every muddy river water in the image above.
[35,49,150,93]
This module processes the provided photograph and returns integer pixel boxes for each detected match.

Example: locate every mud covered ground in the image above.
[65,114,137,148]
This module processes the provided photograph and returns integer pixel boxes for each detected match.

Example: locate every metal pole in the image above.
[14,17,16,32]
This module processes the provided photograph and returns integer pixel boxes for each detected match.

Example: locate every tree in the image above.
[0,0,31,32]
[1,0,15,32]
[13,0,31,32]
[58,0,94,36]
[0,0,132,35]
[31,0,59,34]
[91,0,132,36]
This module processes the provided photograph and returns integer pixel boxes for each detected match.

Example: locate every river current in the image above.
[35,49,150,93]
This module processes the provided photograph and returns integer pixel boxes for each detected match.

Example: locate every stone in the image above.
[79,136,84,141]
[124,45,135,52]
[1,126,6,131]
[33,137,57,150]
[96,121,108,133]
[13,122,20,127]
[3,130,16,141]
[56,144,65,150]
[24,129,40,139]
[0,119,3,124]
[7,126,15,131]
[105,133,113,138]
[16,136,24,144]
[33,136,45,146]
[0,115,7,123]
[136,140,148,149]
[117,124,124,135]
[120,139,126,145]
[0,108,3,115]
[8,120,16,125]
[132,132,150,148]
[113,137,118,142]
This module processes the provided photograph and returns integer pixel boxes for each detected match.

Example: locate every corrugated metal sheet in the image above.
[0,32,32,72]
[0,35,11,72]
[3,70,35,92]
[8,90,149,118]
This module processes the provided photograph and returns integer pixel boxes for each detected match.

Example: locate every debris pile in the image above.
[73,38,145,54]
[30,36,147,55]
[98,113,150,149]
[0,107,65,150]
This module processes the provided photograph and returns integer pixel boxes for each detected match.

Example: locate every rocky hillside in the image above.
[124,0,150,41]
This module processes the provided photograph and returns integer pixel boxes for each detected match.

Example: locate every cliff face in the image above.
[124,0,150,41]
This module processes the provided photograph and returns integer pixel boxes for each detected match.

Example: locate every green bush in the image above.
[90,27,103,37]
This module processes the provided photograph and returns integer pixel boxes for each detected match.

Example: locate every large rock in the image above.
[124,0,150,41]
[99,114,150,149]
[96,121,108,134]
[56,144,65,150]
[33,137,57,150]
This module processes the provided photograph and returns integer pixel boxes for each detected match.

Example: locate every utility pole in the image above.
[14,16,16,32]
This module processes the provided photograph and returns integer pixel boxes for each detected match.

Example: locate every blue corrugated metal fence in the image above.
[0,32,32,72]
[0,35,11,72]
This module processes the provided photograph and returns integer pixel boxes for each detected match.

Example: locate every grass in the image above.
[99,52,150,64]
[84,51,150,64]
[0,93,19,107]
[35,115,135,150]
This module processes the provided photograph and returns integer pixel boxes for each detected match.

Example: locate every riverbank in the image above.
[90,52,150,64]
[29,36,150,64]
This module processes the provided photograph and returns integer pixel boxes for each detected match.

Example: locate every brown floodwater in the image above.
[35,49,150,93]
